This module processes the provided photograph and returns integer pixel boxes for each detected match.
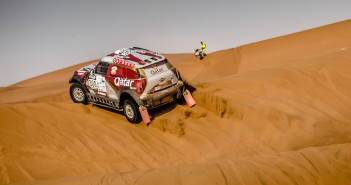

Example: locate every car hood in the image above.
[74,62,99,77]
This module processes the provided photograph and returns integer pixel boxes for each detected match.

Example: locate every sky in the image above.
[0,0,350,86]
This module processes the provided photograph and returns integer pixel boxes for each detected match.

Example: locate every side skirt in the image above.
[88,94,121,110]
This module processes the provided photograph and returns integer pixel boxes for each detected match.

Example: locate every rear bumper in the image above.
[142,82,183,108]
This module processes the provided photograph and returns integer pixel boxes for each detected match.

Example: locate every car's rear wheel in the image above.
[123,98,141,123]
[70,83,88,105]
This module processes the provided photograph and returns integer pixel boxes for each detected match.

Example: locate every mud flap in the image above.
[183,89,196,108]
[139,106,151,124]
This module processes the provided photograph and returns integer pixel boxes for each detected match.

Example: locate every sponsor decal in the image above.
[143,64,167,77]
[113,58,135,68]
[111,66,117,75]
[87,79,98,89]
[97,90,106,96]
[120,49,134,56]
[87,76,107,97]
[114,77,135,87]
[151,67,164,75]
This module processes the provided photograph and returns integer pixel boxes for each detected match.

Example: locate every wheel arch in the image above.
[69,75,89,93]
[118,88,143,107]
[69,75,83,84]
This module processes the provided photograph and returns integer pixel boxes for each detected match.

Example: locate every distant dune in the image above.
[1,20,351,185]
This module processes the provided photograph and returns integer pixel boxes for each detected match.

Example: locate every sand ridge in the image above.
[1,20,351,185]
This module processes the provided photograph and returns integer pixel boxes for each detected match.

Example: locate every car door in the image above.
[105,64,125,101]
[86,61,109,97]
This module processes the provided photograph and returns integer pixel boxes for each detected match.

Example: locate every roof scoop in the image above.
[114,48,128,55]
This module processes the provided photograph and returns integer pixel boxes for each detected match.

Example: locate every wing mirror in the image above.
[89,69,96,78]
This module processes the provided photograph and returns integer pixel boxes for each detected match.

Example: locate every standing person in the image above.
[200,41,206,56]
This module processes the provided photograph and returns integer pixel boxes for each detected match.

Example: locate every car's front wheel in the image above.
[70,83,88,105]
[123,98,141,123]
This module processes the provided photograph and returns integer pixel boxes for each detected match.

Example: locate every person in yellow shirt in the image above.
[200,41,206,56]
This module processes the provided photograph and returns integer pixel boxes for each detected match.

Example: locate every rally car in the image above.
[69,47,195,124]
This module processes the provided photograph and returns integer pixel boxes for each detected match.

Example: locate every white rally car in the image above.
[69,47,195,123]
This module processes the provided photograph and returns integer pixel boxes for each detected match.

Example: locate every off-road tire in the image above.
[123,98,141,123]
[174,86,184,103]
[70,83,89,105]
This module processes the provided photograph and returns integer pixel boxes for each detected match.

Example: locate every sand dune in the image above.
[0,60,98,104]
[1,20,351,185]
[19,143,351,185]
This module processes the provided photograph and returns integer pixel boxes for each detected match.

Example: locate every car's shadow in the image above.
[149,100,184,118]
[92,100,186,124]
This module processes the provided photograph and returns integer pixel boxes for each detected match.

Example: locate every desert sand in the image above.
[1,19,351,185]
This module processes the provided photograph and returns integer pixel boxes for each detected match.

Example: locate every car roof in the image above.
[100,47,166,68]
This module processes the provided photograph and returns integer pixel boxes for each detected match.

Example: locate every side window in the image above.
[96,62,109,75]
[107,64,125,77]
